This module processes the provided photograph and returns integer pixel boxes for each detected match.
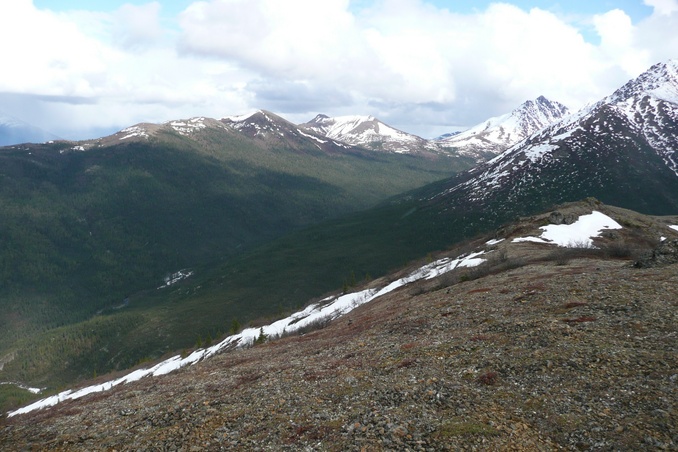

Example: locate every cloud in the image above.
[644,0,678,16]
[247,79,354,113]
[593,9,651,75]
[2,0,678,139]
[0,1,115,97]
[178,1,617,127]
[113,2,164,50]
[636,1,678,66]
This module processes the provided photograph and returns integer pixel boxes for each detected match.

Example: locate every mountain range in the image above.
[431,59,678,217]
[1,58,678,418]
[298,96,570,159]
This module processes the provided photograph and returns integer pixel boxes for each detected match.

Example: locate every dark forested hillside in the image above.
[0,124,470,393]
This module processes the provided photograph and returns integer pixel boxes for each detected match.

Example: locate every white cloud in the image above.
[0,0,115,97]
[178,0,360,78]
[178,1,604,120]
[644,0,678,16]
[113,2,164,50]
[635,1,678,67]
[593,9,651,75]
[2,0,678,139]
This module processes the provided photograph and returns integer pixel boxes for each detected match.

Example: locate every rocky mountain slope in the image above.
[436,96,570,160]
[2,200,677,450]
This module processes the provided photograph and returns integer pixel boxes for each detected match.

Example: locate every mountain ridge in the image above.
[431,59,678,217]
[7,97,570,161]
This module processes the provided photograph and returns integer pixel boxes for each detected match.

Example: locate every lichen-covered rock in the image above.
[634,239,678,268]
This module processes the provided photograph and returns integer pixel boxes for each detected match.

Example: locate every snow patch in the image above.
[169,117,206,135]
[222,111,260,122]
[512,211,622,248]
[296,129,328,144]
[158,269,194,289]
[119,126,149,141]
[523,143,557,163]
[670,225,678,232]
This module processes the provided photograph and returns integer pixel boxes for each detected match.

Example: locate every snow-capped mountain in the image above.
[0,114,60,146]
[300,98,569,159]
[433,60,678,217]
[220,109,378,154]
[436,96,570,160]
[61,110,360,157]
[300,114,443,155]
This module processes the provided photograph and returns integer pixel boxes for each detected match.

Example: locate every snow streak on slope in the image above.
[7,251,487,417]
[118,125,150,140]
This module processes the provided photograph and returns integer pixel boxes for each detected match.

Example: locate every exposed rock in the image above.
[548,210,577,225]
[634,239,678,267]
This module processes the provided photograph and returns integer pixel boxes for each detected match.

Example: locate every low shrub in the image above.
[477,371,498,386]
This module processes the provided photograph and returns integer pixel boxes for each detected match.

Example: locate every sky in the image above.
[1,0,677,140]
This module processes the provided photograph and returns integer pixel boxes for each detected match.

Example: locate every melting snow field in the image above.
[7,251,487,417]
[512,211,622,248]
[670,225,678,232]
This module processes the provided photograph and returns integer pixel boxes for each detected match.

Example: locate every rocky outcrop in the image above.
[634,239,678,267]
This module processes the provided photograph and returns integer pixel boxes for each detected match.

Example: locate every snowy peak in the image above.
[302,114,398,141]
[515,95,570,133]
[300,114,437,154]
[221,109,298,139]
[607,59,678,105]
[438,96,570,160]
